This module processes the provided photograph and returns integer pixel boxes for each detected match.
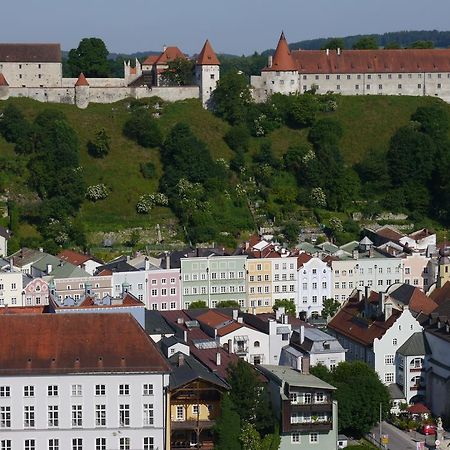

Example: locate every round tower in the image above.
[195,40,220,108]
[0,73,10,101]
[74,73,90,109]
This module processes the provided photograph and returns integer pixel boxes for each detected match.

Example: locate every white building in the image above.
[0,313,170,450]
[0,260,26,306]
[0,227,10,257]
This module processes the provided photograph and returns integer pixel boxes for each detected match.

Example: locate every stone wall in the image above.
[0,62,62,87]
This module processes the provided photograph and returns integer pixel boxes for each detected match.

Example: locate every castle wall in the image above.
[0,62,62,87]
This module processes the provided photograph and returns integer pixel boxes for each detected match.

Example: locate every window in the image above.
[0,441,11,450]
[72,405,83,427]
[96,404,106,426]
[310,433,319,444]
[176,405,184,421]
[316,392,325,402]
[119,437,130,450]
[24,385,34,397]
[292,432,301,443]
[71,384,82,396]
[385,354,394,365]
[393,338,398,346]
[143,404,154,426]
[119,384,130,395]
[0,386,10,397]
[0,406,10,428]
[48,405,59,427]
[119,404,130,426]
[96,384,105,396]
[144,437,154,450]
[385,372,394,383]
[48,440,59,450]
[95,439,106,450]
[24,405,35,428]
[304,393,312,404]
[48,385,58,396]
[254,340,260,348]
[72,439,82,450]
[25,441,35,450]
[143,384,154,396]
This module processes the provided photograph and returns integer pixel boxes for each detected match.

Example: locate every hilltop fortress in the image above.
[251,32,450,103]
[0,40,220,108]
[2,34,450,109]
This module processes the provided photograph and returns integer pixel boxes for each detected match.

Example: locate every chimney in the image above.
[282,314,289,325]
[337,48,341,56]
[232,309,239,320]
[364,286,370,317]
[145,257,150,271]
[228,338,233,354]
[300,325,305,344]
[326,48,330,56]
[46,264,52,274]
[352,249,359,260]
[183,330,188,342]
[268,55,273,68]
[302,355,310,374]
[369,247,374,258]
[74,357,80,369]
[379,292,386,313]
[178,353,184,366]
[216,352,221,366]
[237,317,243,323]
[385,303,393,321]
[276,306,285,321]
[166,252,171,270]
[177,317,184,324]
[357,290,363,301]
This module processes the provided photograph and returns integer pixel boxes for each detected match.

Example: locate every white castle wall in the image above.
[0,62,62,87]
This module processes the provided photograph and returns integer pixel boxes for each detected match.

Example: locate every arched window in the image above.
[254,341,260,348]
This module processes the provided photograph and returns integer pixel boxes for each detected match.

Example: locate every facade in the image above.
[259,365,338,450]
[23,277,49,306]
[251,33,450,103]
[0,263,25,306]
[53,275,112,302]
[146,268,182,311]
[247,256,273,312]
[0,313,170,450]
[58,250,102,276]
[0,226,10,257]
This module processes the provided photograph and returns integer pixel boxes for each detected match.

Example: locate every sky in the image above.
[2,0,450,55]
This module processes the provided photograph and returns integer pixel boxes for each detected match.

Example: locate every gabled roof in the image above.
[264,32,296,72]
[0,313,170,375]
[389,284,438,315]
[196,40,220,65]
[430,281,450,305]
[397,332,428,356]
[155,46,186,65]
[408,403,430,414]
[0,43,61,63]
[58,249,102,266]
[75,73,89,86]
[0,73,8,87]
[145,310,175,336]
[297,252,312,269]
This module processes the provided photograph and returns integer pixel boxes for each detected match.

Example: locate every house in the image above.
[145,310,176,342]
[258,365,338,450]
[251,33,450,103]
[51,274,113,302]
[0,226,10,256]
[0,259,27,306]
[58,249,102,275]
[165,351,229,449]
[0,313,170,450]
[22,276,49,306]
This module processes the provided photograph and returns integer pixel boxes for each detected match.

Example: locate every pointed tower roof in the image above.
[196,40,220,65]
[0,73,8,86]
[75,73,89,86]
[266,32,296,71]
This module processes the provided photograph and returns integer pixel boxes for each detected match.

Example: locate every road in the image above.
[371,421,435,449]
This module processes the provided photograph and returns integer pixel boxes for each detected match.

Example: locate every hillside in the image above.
[0,94,449,248]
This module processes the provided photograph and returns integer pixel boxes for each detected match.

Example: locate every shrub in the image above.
[87,129,111,158]
[224,125,251,152]
[136,192,169,214]
[140,161,156,179]
[85,184,109,201]
[123,112,162,148]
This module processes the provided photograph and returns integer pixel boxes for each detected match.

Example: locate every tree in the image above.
[352,37,378,50]
[384,41,401,49]
[225,125,251,152]
[123,112,162,148]
[283,221,300,244]
[188,300,207,309]
[411,104,449,142]
[67,38,110,77]
[322,298,341,319]
[0,104,31,144]
[272,299,296,317]
[214,394,241,450]
[321,38,345,50]
[308,118,343,148]
[87,128,111,158]
[160,57,195,86]
[216,300,240,308]
[212,71,253,125]
[140,161,157,179]
[289,94,318,128]
[240,422,262,450]
[409,40,434,49]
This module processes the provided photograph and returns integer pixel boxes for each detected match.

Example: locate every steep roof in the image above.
[142,54,159,66]
[264,32,296,71]
[430,281,450,305]
[58,249,101,266]
[0,313,170,375]
[0,73,8,87]
[75,73,89,86]
[196,40,220,65]
[397,332,427,356]
[389,284,438,315]
[297,252,312,269]
[0,43,61,63]
[155,46,186,65]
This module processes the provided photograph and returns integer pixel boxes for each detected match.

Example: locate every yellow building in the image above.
[437,247,450,288]
[247,258,273,313]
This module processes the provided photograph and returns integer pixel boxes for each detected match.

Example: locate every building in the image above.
[0,260,27,306]
[58,250,102,276]
[0,313,170,450]
[258,365,338,450]
[0,226,10,257]
[251,33,450,103]
[52,274,113,302]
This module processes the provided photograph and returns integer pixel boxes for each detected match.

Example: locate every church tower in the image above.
[195,40,220,108]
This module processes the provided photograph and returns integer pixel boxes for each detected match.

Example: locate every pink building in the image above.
[147,268,181,311]
[23,277,49,306]
[403,253,431,292]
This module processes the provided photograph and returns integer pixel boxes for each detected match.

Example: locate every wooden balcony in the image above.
[290,402,333,413]
[289,421,333,432]
[171,419,215,431]
[171,443,214,450]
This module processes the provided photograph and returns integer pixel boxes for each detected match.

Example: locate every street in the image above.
[371,421,436,449]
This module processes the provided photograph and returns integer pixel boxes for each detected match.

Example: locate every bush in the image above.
[87,129,111,158]
[140,161,156,179]
[123,112,162,148]
[86,184,109,201]
[136,192,169,214]
[224,125,251,152]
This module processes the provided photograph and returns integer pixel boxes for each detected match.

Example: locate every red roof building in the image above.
[264,32,296,72]
[196,40,220,66]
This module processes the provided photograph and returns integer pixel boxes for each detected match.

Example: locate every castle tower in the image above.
[270,31,297,71]
[74,73,90,109]
[0,73,10,101]
[195,40,220,108]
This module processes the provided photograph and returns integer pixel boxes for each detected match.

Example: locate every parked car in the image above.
[422,424,437,435]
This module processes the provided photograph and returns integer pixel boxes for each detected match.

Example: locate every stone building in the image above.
[251,32,450,103]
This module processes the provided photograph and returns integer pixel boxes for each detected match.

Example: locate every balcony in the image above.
[290,402,333,413]
[410,367,423,373]
[171,443,214,450]
[234,345,248,355]
[289,421,333,432]
[171,420,215,431]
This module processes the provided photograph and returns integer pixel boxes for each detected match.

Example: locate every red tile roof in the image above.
[0,73,8,86]
[297,253,312,269]
[143,55,159,66]
[430,281,450,305]
[265,32,296,71]
[155,46,186,65]
[58,249,100,266]
[0,44,61,63]
[196,40,220,65]
[190,346,240,380]
[75,73,89,86]
[197,310,232,328]
[408,403,430,414]
[0,306,46,315]
[0,314,170,375]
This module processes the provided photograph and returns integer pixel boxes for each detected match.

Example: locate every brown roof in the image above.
[75,73,89,86]
[408,403,430,414]
[265,32,296,72]
[0,306,46,315]
[155,46,186,65]
[97,268,113,276]
[58,249,100,266]
[143,55,159,66]
[375,225,404,242]
[189,346,240,380]
[0,314,170,375]
[196,40,220,65]
[430,281,450,305]
[0,73,8,86]
[297,253,312,269]
[0,43,61,63]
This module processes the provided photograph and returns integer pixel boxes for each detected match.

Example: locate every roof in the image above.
[0,43,61,63]
[388,383,406,400]
[0,314,170,375]
[58,249,101,266]
[32,254,61,272]
[397,332,427,356]
[264,32,296,71]
[75,73,89,86]
[195,310,243,337]
[96,257,138,274]
[258,365,336,390]
[389,284,438,315]
[196,40,220,65]
[143,55,159,65]
[11,248,47,268]
[297,253,312,269]
[0,74,8,87]
[49,263,90,279]
[145,310,175,335]
[189,346,241,380]
[155,46,186,65]
[408,403,430,414]
[430,281,450,305]
[0,306,46,315]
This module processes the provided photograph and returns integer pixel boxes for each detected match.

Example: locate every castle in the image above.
[0,40,220,108]
[251,32,450,103]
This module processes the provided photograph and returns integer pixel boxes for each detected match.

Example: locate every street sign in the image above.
[435,440,441,448]
[381,434,389,445]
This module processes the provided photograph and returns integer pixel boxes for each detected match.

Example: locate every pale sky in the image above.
[1,0,450,55]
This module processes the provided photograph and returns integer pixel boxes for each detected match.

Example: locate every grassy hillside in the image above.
[1,94,449,240]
